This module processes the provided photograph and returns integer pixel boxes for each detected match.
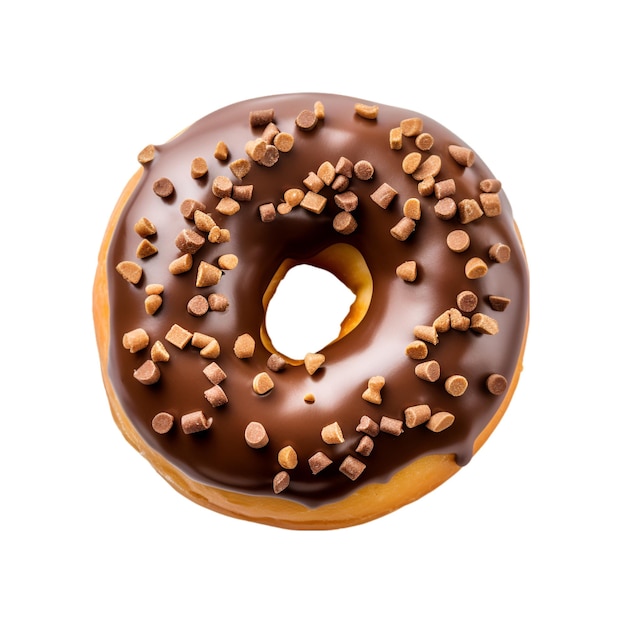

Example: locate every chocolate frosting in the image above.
[104,93,529,507]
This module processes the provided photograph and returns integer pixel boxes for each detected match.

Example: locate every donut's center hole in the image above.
[265,264,356,361]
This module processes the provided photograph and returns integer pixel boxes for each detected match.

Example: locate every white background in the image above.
[2,1,624,623]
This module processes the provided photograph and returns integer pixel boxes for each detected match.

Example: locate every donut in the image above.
[93,93,529,530]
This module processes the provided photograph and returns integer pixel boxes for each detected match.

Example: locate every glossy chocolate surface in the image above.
[104,94,529,507]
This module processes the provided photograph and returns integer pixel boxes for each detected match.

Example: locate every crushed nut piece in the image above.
[133,360,160,385]
[380,416,403,436]
[354,102,379,119]
[448,145,475,167]
[304,353,325,375]
[446,229,471,253]
[278,446,298,470]
[415,360,441,382]
[252,372,274,395]
[445,375,469,397]
[165,324,193,349]
[137,144,156,164]
[426,411,455,432]
[152,412,174,434]
[122,328,149,353]
[181,410,212,434]
[134,217,157,237]
[470,313,499,335]
[486,373,508,395]
[204,384,228,407]
[404,404,431,428]
[356,415,379,437]
[309,451,332,474]
[321,422,344,444]
[465,257,488,279]
[396,260,418,282]
[339,456,366,481]
[116,261,142,284]
[234,333,255,358]
[152,177,174,198]
[362,376,385,404]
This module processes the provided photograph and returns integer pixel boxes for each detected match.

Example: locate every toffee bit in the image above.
[396,260,418,282]
[191,332,214,348]
[433,310,451,333]
[165,324,193,349]
[233,333,255,359]
[208,293,229,312]
[353,160,374,180]
[190,156,208,179]
[370,183,397,209]
[214,140,229,161]
[448,144,475,167]
[267,353,287,372]
[262,122,280,144]
[434,179,456,200]
[229,158,252,179]
[413,155,442,181]
[426,411,455,433]
[136,239,158,259]
[304,353,325,375]
[464,257,488,279]
[333,211,358,235]
[335,156,353,178]
[489,243,511,263]
[354,102,379,119]
[122,328,149,353]
[380,416,404,436]
[232,184,254,202]
[362,376,385,405]
[245,138,268,162]
[180,198,208,220]
[309,451,332,474]
[355,435,374,456]
[203,362,227,385]
[488,295,511,311]
[402,152,422,175]
[175,229,205,254]
[317,161,336,186]
[470,313,499,335]
[133,360,160,385]
[249,108,274,127]
[300,191,327,214]
[356,415,380,437]
[434,197,457,220]
[415,132,434,150]
[417,175,435,196]
[486,373,508,395]
[400,117,423,137]
[415,360,441,382]
[403,198,421,220]
[446,229,471,253]
[457,290,478,312]
[404,404,431,428]
[203,384,228,407]
[274,132,294,152]
[445,375,469,397]
[334,190,359,212]
[145,283,164,295]
[321,422,344,445]
[152,177,174,198]
[295,109,318,131]
[389,127,403,150]
[284,188,305,207]
[405,340,428,360]
[152,412,174,434]
[181,410,212,434]
[480,193,502,217]
[196,261,222,287]
[303,392,316,403]
[212,175,233,198]
[252,372,275,395]
[314,100,325,119]
[137,144,156,164]
[134,217,157,237]
[199,337,221,359]
[245,421,269,448]
[273,471,290,494]
[168,254,193,275]
[303,171,324,192]
[187,295,209,317]
[278,446,298,469]
[390,217,416,241]
[259,202,277,223]
[480,178,502,193]
[339,456,366,481]
[215,197,240,216]
[217,254,238,270]
[458,198,484,224]
[150,340,170,362]
[115,261,142,284]
[413,325,438,345]
[450,308,471,331]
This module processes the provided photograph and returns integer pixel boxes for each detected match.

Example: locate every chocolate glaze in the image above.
[104,94,529,507]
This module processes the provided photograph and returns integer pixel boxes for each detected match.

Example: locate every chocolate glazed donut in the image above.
[93,93,529,529]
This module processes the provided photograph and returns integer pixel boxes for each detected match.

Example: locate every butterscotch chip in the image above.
[278,446,298,470]
[413,325,438,344]
[187,295,209,316]
[356,415,379,437]
[116,261,142,284]
[389,127,403,150]
[404,404,431,428]
[457,290,478,312]
[401,152,422,174]
[353,160,374,180]
[417,175,435,196]
[196,261,222,287]
[217,254,238,270]
[415,360,440,382]
[314,100,325,119]
[150,340,170,362]
[317,161,336,186]
[284,188,305,207]
[480,179,502,193]
[234,333,255,358]
[214,140,229,160]
[486,373,508,395]
[448,144,475,167]
[180,198,208,219]
[446,229,471,253]
[304,353,325,375]
[390,217,416,241]
[274,132,294,152]
[137,144,156,164]
[396,260,418,282]
[145,283,164,295]
[400,117,423,137]
[259,143,279,168]
[354,103,379,119]
[122,328,149,353]
[245,421,269,448]
[249,108,274,127]
[304,392,316,403]
[208,293,229,312]
[445,375,469,397]
[300,191,327,214]
[334,191,359,212]
[339,456,366,481]
[191,332,213,348]
[333,211,357,235]
[133,360,160,385]
[181,410,212,434]
[355,435,374,456]
[434,197,457,220]
[426,411,455,433]
[152,412,174,434]
[415,132,434,150]
[232,184,254,202]
[295,109,318,131]
[199,338,221,359]
[169,254,193,275]
[143,293,163,315]
[190,156,208,179]
[470,313,499,335]
[465,257,488,279]
[449,308,470,331]
[262,122,280,144]
[405,340,428,360]
[321,422,344,445]
[259,203,276,223]
[403,198,421,220]
[215,197,240,216]
[136,239,158,259]
[362,376,385,404]
[434,178,456,199]
[252,372,274,395]
[370,183,397,209]
[303,171,324,192]
[273,471,290,494]
[134,217,156,237]
[229,158,252,179]
[211,175,232,198]
[433,310,451,332]
[413,155,442,180]
[204,384,228,407]
[335,156,353,178]
[380,416,403,436]
[152,177,174,198]
[480,192,502,217]
[489,243,511,263]
[458,199,484,224]
[488,295,511,311]
[309,451,332,474]
[165,324,192,349]
[245,138,267,162]
[277,203,293,215]
[175,229,205,254]
[193,211,216,233]
[203,362,226,385]
[267,353,287,372]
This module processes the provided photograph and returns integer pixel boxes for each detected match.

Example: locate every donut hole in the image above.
[262,244,373,363]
